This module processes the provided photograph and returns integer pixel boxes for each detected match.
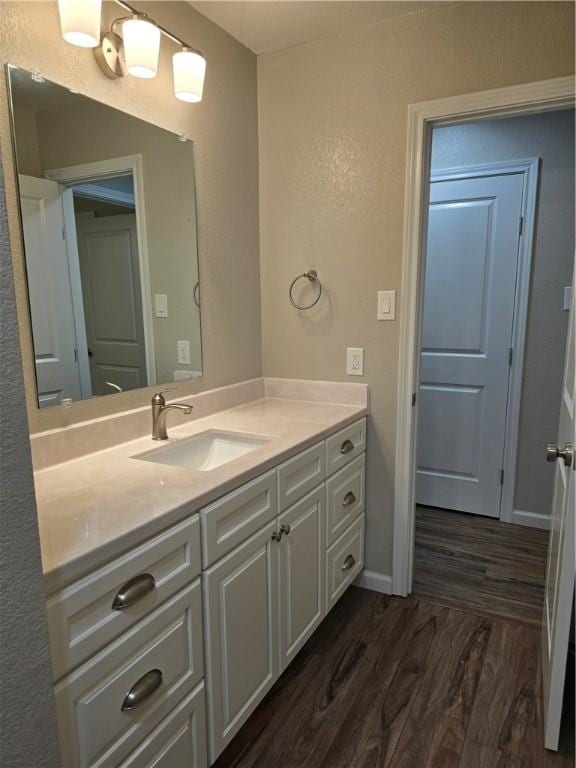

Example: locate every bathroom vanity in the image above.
[34,384,367,767]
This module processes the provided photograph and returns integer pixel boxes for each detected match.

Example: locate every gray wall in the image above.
[258,1,575,576]
[0,160,60,765]
[431,109,575,519]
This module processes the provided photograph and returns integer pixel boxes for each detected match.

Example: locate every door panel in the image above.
[19,175,82,406]
[417,173,524,516]
[75,213,148,394]
[278,486,324,672]
[542,276,575,751]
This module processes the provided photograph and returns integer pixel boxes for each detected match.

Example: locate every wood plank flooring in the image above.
[213,509,574,768]
[413,506,549,627]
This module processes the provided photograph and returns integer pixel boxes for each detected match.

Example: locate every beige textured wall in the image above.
[258,1,575,575]
[0,0,261,433]
[431,109,575,520]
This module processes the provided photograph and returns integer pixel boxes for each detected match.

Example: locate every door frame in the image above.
[393,75,575,597]
[45,154,156,387]
[429,158,539,526]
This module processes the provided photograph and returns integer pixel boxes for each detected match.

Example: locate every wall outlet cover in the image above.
[177,339,191,365]
[346,347,364,376]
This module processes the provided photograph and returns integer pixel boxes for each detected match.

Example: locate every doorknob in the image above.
[546,442,573,468]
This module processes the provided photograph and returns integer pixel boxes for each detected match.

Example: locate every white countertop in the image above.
[35,397,367,593]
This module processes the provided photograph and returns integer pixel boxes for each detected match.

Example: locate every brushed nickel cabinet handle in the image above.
[342,491,356,507]
[272,531,282,542]
[341,554,356,572]
[280,524,291,536]
[340,439,354,455]
[121,669,163,711]
[112,573,156,610]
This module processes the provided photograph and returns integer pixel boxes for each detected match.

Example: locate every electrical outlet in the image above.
[346,347,364,376]
[177,340,191,365]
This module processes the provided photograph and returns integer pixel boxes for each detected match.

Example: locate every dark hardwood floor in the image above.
[413,506,550,628]
[213,509,574,768]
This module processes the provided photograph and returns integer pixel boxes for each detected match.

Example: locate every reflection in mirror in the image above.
[7,65,202,408]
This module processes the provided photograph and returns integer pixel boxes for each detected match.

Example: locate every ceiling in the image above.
[190,1,450,54]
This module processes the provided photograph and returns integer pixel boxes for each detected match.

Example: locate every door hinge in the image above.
[518,216,523,236]
[508,347,513,367]
[412,393,416,407]
[500,468,505,485]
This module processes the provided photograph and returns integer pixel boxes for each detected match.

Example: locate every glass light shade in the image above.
[173,49,206,103]
[58,0,102,48]
[122,16,160,79]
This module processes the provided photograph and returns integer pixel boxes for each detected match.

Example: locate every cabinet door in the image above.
[278,485,325,672]
[203,521,279,763]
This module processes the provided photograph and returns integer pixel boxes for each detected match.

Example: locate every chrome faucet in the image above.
[151,389,193,440]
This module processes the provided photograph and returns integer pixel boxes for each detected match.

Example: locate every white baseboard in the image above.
[355,569,393,594]
[512,509,551,531]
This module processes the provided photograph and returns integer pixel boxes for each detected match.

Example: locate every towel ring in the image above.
[289,269,322,310]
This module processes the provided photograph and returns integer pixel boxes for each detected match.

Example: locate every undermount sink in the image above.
[134,430,272,471]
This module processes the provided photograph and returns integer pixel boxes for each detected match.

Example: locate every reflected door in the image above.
[416,173,524,516]
[19,175,82,407]
[75,213,148,395]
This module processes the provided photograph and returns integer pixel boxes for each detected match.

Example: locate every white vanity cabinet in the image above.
[201,419,367,763]
[47,416,366,768]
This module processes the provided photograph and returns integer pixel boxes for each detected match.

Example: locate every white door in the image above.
[19,175,82,406]
[278,486,324,672]
[203,521,279,763]
[542,277,575,751]
[75,213,148,395]
[416,173,524,516]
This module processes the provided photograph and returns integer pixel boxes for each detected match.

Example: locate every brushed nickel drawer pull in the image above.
[280,524,291,536]
[342,554,356,572]
[342,491,356,507]
[340,439,354,455]
[121,669,163,711]
[272,530,282,542]
[112,573,156,610]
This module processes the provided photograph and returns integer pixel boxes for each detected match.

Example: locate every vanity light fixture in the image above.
[57,0,102,48]
[121,14,160,79]
[58,0,206,101]
[173,47,206,103]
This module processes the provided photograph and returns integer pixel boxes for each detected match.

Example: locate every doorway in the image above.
[392,77,575,754]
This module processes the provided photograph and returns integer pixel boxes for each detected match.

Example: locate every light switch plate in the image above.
[377,290,396,320]
[155,294,168,318]
[346,347,364,376]
[177,340,191,365]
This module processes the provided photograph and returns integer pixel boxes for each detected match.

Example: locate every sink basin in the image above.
[134,430,271,471]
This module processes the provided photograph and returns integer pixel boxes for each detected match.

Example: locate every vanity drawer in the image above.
[119,682,207,768]
[200,470,277,568]
[325,454,365,547]
[277,442,325,511]
[55,580,204,768]
[325,417,366,476]
[325,516,365,611]
[47,516,201,680]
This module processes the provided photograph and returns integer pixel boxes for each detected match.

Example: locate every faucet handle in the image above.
[151,388,177,406]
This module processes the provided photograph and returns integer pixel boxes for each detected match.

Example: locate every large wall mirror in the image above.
[7,65,202,408]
